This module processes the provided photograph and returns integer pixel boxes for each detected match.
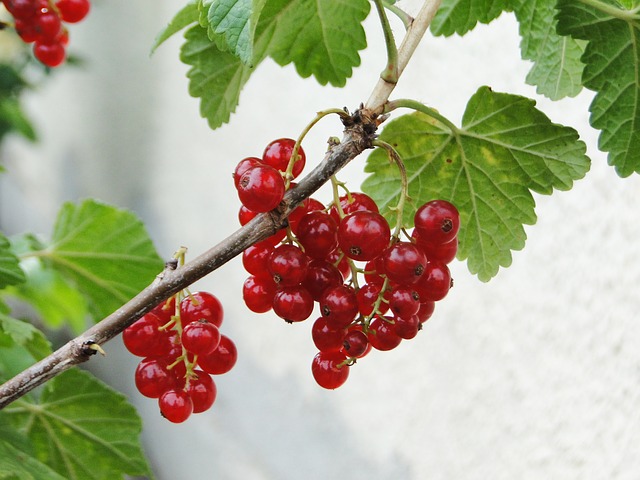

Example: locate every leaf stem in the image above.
[372,0,400,84]
[382,1,414,30]
[372,139,409,238]
[386,98,459,134]
[577,0,639,20]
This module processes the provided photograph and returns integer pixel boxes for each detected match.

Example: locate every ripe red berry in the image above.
[233,157,262,189]
[381,242,427,285]
[122,312,172,357]
[319,285,359,329]
[182,320,221,356]
[242,242,274,276]
[337,211,391,261]
[55,0,90,23]
[368,317,402,351]
[311,317,347,353]
[33,41,65,67]
[413,261,452,302]
[388,286,421,318]
[341,327,370,358]
[413,233,458,264]
[296,211,338,259]
[268,244,309,287]
[237,165,285,213]
[242,275,277,313]
[311,351,349,389]
[329,192,379,223]
[272,286,314,322]
[416,301,436,323]
[198,334,238,375]
[180,291,224,327]
[186,370,217,414]
[301,259,343,302]
[393,314,420,340]
[135,357,178,399]
[159,389,193,423]
[356,282,389,317]
[414,200,460,245]
[262,138,306,179]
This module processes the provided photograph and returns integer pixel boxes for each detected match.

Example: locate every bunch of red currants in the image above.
[234,138,459,389]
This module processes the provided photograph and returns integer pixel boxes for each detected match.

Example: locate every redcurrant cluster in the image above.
[2,0,90,67]
[235,138,459,390]
[123,291,237,423]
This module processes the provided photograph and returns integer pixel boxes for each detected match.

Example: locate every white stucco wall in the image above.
[1,1,639,479]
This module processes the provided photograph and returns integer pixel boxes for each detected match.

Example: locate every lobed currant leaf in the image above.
[363,86,590,281]
[151,0,199,54]
[0,301,52,362]
[0,369,152,480]
[0,440,67,480]
[511,0,586,100]
[556,0,640,177]
[430,0,510,37]
[30,200,163,320]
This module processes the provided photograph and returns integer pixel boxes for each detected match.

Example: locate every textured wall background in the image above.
[1,1,639,479]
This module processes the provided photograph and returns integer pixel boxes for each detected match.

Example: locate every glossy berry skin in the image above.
[416,301,436,323]
[198,334,238,375]
[237,165,285,213]
[268,244,309,287]
[311,317,347,353]
[33,42,65,67]
[329,192,379,223]
[272,286,314,322]
[233,157,262,189]
[182,320,221,356]
[301,260,343,302]
[186,370,217,414]
[413,261,452,302]
[122,313,171,357]
[414,200,460,245]
[337,211,391,261]
[262,138,306,179]
[413,230,458,264]
[242,275,277,313]
[341,328,370,358]
[394,314,420,340]
[381,242,427,285]
[311,351,349,389]
[356,282,389,317]
[180,291,224,327]
[388,287,421,318]
[296,211,338,259]
[55,0,90,23]
[159,389,193,423]
[242,242,274,276]
[368,317,402,351]
[319,285,358,329]
[135,357,178,399]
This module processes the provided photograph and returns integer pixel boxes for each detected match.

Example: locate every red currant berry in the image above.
[242,242,274,276]
[122,312,171,357]
[233,157,262,189]
[197,334,238,375]
[311,317,347,353]
[151,297,176,324]
[268,244,309,287]
[413,261,452,302]
[329,192,379,223]
[242,275,277,313]
[288,197,324,234]
[311,351,349,389]
[341,327,370,358]
[180,291,224,327]
[368,317,402,351]
[416,301,435,323]
[414,200,460,245]
[319,285,358,329]
[381,242,427,285]
[262,138,306,179]
[356,282,389,317]
[55,0,90,23]
[159,389,193,423]
[326,250,351,280]
[301,259,343,302]
[237,165,285,213]
[33,41,65,67]
[135,357,177,399]
[413,232,458,264]
[338,211,390,261]
[272,286,314,322]
[182,320,221,356]
[296,211,338,259]
[186,370,217,414]
[388,286,421,318]
[394,314,420,340]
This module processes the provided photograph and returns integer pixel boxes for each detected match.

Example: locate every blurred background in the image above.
[1,1,640,479]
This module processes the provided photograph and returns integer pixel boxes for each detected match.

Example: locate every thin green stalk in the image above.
[382,1,413,30]
[385,98,459,134]
[578,0,639,20]
[372,139,409,239]
[372,0,400,83]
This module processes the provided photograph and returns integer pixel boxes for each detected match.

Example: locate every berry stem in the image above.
[372,139,409,239]
[384,98,459,134]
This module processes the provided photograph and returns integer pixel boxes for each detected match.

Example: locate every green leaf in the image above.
[430,0,510,36]
[2,369,153,480]
[37,200,163,320]
[266,0,370,86]
[556,0,640,176]
[199,0,265,64]
[512,0,586,100]
[362,87,590,281]
[0,303,52,361]
[0,441,67,480]
[0,98,36,142]
[151,0,199,54]
[181,0,369,128]
[0,232,26,289]
[180,24,258,129]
